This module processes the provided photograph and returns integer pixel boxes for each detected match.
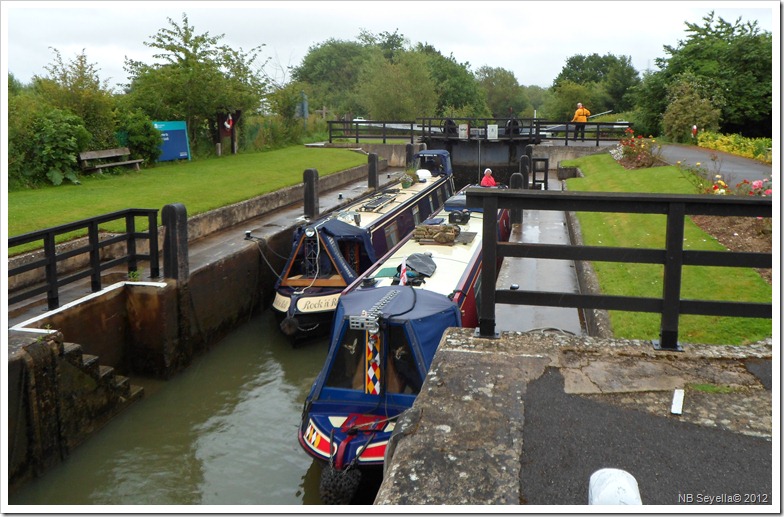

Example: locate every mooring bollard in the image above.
[368,153,379,190]
[304,168,319,220]
[510,172,524,225]
[162,203,189,281]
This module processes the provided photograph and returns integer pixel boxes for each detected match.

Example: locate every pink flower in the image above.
[752,180,764,190]
[764,189,772,196]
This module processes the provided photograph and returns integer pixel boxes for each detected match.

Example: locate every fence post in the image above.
[478,192,499,338]
[656,202,685,351]
[510,172,524,226]
[147,211,160,278]
[162,203,189,282]
[304,168,319,220]
[88,220,101,292]
[368,153,379,190]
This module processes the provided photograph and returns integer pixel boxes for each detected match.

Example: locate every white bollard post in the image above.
[588,468,642,505]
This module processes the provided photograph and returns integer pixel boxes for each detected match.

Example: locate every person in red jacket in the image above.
[480,168,497,187]
[571,102,591,141]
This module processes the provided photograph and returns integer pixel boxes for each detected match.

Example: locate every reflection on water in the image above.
[9,310,329,507]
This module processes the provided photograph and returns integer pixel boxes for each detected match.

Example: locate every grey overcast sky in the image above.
[1,0,778,90]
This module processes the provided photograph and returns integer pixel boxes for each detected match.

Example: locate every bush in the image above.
[115,109,162,166]
[697,131,772,163]
[11,107,92,187]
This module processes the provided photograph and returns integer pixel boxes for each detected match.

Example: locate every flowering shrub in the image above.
[702,174,774,198]
[697,131,772,164]
[609,127,662,169]
[735,178,773,197]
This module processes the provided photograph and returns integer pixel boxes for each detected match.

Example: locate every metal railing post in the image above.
[126,214,138,273]
[43,233,59,310]
[88,220,101,291]
[147,211,160,278]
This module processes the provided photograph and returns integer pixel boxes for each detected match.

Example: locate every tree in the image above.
[415,43,488,117]
[33,48,117,148]
[475,66,528,118]
[661,72,721,143]
[357,50,437,120]
[653,12,772,137]
[358,28,407,62]
[124,13,268,151]
[291,38,370,116]
[542,80,594,121]
[554,53,640,114]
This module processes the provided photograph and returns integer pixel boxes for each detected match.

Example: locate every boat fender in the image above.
[319,465,362,505]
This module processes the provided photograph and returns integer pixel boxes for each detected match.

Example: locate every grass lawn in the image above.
[7,146,367,246]
[563,154,772,345]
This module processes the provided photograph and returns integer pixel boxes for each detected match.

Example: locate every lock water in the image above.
[9,310,330,507]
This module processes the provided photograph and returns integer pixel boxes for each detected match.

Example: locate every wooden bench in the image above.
[79,147,143,173]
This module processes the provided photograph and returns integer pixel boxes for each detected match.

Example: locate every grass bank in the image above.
[8,146,367,244]
[563,154,772,345]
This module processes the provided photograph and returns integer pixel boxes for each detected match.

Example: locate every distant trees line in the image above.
[7,11,772,189]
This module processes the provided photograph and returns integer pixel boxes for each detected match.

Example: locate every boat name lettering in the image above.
[297,295,341,312]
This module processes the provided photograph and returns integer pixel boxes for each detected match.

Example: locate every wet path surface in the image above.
[495,175,583,335]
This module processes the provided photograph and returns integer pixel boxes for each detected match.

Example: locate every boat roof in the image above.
[307,170,451,232]
[349,190,488,298]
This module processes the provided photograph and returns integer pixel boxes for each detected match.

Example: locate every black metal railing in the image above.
[465,188,772,350]
[8,209,160,310]
[328,120,416,144]
[419,117,632,146]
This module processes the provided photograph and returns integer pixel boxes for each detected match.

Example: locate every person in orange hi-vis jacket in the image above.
[571,102,591,141]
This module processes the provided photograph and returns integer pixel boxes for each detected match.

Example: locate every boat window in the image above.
[385,325,422,395]
[435,188,443,209]
[384,224,399,249]
[412,205,420,225]
[325,329,366,390]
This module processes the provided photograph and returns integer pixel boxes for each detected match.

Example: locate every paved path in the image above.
[658,144,772,184]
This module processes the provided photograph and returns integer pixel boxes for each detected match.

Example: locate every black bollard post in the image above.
[162,203,189,281]
[510,172,524,225]
[519,155,531,189]
[368,153,379,190]
[304,168,319,220]
[405,143,414,170]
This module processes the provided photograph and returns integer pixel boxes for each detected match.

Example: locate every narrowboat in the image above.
[298,185,511,503]
[272,150,455,342]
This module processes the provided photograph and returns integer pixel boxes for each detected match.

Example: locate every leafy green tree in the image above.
[543,80,594,121]
[415,43,488,117]
[357,50,437,120]
[358,28,407,62]
[33,48,117,149]
[554,53,639,114]
[475,66,528,118]
[628,69,669,136]
[648,11,772,137]
[520,85,550,118]
[124,13,268,151]
[291,38,369,117]
[661,72,721,143]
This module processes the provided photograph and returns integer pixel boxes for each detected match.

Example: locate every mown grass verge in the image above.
[562,154,772,345]
[8,146,367,252]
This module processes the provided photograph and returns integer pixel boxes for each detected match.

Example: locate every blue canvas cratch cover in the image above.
[310,285,461,401]
[278,218,375,287]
